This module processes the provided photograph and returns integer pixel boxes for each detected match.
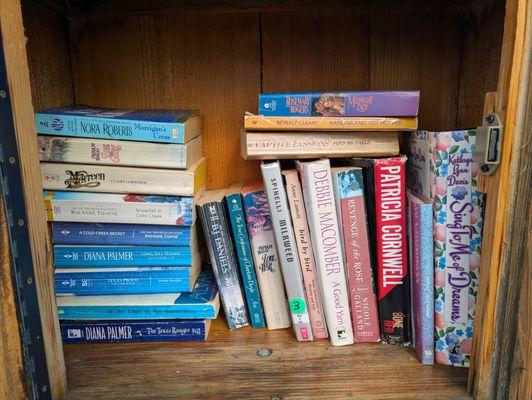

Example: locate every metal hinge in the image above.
[475,113,503,175]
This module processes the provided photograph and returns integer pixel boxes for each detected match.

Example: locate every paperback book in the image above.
[44,191,195,226]
[55,264,201,295]
[261,161,313,341]
[283,169,328,340]
[38,135,203,169]
[332,166,380,342]
[225,183,266,329]
[348,156,410,345]
[35,106,202,144]
[40,157,206,196]
[56,268,220,320]
[242,131,399,160]
[244,113,418,131]
[51,222,194,246]
[258,91,420,117]
[61,319,211,343]
[296,159,354,346]
[197,190,250,330]
[405,130,484,367]
[241,181,291,330]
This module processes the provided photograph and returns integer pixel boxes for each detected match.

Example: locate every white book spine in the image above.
[40,158,205,196]
[261,161,313,341]
[297,159,354,346]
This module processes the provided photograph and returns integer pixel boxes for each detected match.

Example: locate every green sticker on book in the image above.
[289,298,306,314]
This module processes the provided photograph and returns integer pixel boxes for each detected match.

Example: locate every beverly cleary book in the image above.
[225,183,266,329]
[405,130,484,367]
[35,106,201,144]
[241,181,291,330]
[44,191,195,226]
[296,159,354,346]
[61,319,211,343]
[332,167,380,342]
[407,190,434,364]
[347,156,410,345]
[261,162,313,341]
[283,170,328,340]
[258,91,419,117]
[56,268,220,320]
[38,135,203,169]
[197,190,249,330]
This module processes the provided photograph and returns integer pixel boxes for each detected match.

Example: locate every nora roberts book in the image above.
[40,157,206,196]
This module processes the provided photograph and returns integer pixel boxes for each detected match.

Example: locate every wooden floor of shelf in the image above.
[64,318,470,399]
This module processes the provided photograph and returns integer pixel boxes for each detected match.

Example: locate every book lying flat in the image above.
[241,131,399,160]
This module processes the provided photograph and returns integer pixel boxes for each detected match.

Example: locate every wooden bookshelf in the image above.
[64,317,470,399]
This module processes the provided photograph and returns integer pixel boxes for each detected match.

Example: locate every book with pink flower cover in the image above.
[283,169,328,340]
[405,130,485,367]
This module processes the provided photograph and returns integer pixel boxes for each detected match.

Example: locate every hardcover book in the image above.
[44,191,195,226]
[283,170,328,340]
[261,162,313,341]
[61,319,211,343]
[197,190,250,330]
[241,131,399,160]
[55,263,201,295]
[56,268,220,320]
[296,159,354,346]
[225,183,266,329]
[51,222,194,246]
[244,113,418,131]
[347,156,410,345]
[40,157,206,196]
[332,167,380,342]
[241,181,291,330]
[38,135,203,169]
[407,190,434,364]
[53,245,197,267]
[258,91,420,117]
[35,106,202,144]
[405,130,484,367]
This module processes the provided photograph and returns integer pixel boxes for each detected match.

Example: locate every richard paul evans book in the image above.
[35,106,202,144]
[258,91,420,117]
[197,190,249,330]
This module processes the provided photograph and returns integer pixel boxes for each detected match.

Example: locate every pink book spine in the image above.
[283,170,328,340]
[337,169,380,342]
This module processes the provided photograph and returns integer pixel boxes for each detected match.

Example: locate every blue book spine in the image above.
[61,320,209,343]
[52,222,192,246]
[55,267,194,295]
[35,114,186,143]
[53,245,192,267]
[57,306,217,321]
[225,192,266,328]
[419,203,435,365]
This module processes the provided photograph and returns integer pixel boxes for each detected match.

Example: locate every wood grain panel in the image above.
[23,0,75,111]
[70,13,262,189]
[261,9,369,92]
[0,188,27,400]
[0,0,67,397]
[369,8,463,131]
[64,318,470,400]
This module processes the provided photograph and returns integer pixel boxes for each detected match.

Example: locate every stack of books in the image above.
[36,106,220,343]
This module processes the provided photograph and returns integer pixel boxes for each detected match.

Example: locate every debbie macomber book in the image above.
[40,157,206,196]
[61,319,211,343]
[225,183,266,329]
[35,106,202,144]
[258,91,419,117]
[296,159,354,346]
[197,190,249,330]
[405,130,484,367]
[44,191,195,226]
[38,135,203,169]
[261,162,313,341]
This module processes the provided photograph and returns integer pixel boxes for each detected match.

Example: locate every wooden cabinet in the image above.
[0,0,529,398]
